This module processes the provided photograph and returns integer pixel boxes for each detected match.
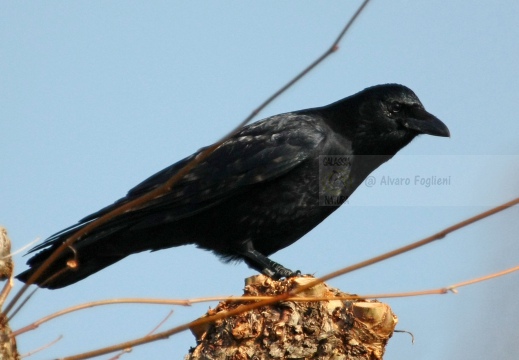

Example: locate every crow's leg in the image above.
[238,242,300,280]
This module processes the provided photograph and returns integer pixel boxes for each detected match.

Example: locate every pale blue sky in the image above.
[1,2,518,359]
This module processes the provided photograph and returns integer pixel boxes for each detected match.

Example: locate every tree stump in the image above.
[185,275,396,360]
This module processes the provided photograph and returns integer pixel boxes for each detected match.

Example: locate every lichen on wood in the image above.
[185,275,397,360]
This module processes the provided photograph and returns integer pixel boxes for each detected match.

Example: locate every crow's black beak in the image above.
[404,107,450,137]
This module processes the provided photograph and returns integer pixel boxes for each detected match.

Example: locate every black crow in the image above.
[17,84,450,289]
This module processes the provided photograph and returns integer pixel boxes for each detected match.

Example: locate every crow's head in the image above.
[359,83,449,137]
[325,84,450,155]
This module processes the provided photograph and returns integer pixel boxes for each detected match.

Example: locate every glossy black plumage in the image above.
[17,84,449,289]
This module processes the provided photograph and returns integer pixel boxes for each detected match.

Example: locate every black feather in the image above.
[17,84,449,289]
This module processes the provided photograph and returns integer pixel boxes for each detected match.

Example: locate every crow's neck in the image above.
[307,100,417,178]
[315,100,416,157]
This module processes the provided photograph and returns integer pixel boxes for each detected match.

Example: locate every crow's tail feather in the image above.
[16,221,130,289]
[16,251,125,289]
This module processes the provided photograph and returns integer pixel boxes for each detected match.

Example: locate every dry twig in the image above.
[20,335,62,358]
[2,0,371,320]
[57,197,518,360]
[14,262,519,338]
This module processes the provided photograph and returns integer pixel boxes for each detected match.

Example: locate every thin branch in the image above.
[60,293,296,360]
[107,310,174,360]
[58,196,519,360]
[1,237,40,260]
[12,299,189,337]
[13,261,519,339]
[20,335,63,358]
[291,197,519,296]
[6,288,38,322]
[2,0,372,319]
[146,310,175,336]
[0,275,13,308]
[244,0,370,124]
[448,264,519,291]
[353,263,519,299]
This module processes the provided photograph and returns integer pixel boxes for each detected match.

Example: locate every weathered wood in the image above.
[186,275,396,360]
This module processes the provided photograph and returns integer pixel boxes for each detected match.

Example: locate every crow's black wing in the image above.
[89,114,326,220]
[29,114,327,253]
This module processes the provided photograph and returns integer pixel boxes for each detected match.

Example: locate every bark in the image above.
[0,228,13,281]
[0,227,20,360]
[185,275,397,360]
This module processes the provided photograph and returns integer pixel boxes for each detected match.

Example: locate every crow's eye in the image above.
[389,102,402,114]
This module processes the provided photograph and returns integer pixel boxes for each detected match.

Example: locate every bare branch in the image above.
[57,196,519,360]
[1,237,40,260]
[12,299,188,337]
[291,197,519,295]
[13,260,519,340]
[447,264,519,291]
[2,0,372,318]
[6,288,38,322]
[0,277,13,310]
[20,335,63,358]
[107,310,174,360]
